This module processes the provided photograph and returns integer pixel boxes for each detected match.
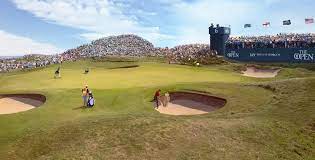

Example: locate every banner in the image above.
[225,48,315,63]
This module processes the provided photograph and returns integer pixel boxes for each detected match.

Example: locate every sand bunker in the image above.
[0,94,46,115]
[242,67,281,78]
[155,92,226,115]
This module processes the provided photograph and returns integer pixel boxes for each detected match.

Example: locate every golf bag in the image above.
[87,97,95,107]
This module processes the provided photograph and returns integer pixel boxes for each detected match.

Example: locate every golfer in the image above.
[154,89,161,108]
[54,66,61,78]
[81,85,89,106]
[84,68,89,74]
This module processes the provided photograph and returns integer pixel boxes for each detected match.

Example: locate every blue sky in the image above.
[0,0,314,56]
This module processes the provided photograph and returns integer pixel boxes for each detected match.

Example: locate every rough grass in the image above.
[0,60,314,160]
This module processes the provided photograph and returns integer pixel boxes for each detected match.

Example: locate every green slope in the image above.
[0,60,314,160]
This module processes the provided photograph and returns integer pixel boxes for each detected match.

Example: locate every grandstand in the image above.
[209,24,315,63]
[227,33,315,49]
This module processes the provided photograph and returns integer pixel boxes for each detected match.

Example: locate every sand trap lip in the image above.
[155,92,226,115]
[0,94,46,115]
[242,67,281,78]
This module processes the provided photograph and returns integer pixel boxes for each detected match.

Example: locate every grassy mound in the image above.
[0,59,314,160]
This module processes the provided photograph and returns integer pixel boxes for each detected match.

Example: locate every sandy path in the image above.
[242,67,280,78]
[155,99,217,115]
[0,97,42,114]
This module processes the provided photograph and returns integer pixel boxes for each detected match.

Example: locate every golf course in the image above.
[0,59,314,160]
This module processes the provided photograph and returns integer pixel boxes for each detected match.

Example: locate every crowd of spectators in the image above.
[62,34,156,58]
[167,44,214,61]
[2,33,314,72]
[0,54,62,72]
[227,33,315,49]
[0,35,158,72]
[166,44,225,65]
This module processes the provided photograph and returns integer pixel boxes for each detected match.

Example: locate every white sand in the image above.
[155,99,216,115]
[242,67,280,78]
[0,97,42,114]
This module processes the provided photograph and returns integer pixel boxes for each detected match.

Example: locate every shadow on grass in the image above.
[108,65,139,69]
[72,106,91,110]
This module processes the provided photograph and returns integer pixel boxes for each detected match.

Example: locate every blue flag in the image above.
[283,20,291,25]
[244,24,251,28]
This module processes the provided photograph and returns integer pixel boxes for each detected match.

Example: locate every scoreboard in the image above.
[209,24,231,55]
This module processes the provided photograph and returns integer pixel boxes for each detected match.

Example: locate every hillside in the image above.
[62,34,217,59]
[63,34,156,57]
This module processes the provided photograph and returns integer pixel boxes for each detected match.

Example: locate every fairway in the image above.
[1,60,314,160]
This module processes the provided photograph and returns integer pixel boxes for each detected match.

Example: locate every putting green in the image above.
[0,60,314,160]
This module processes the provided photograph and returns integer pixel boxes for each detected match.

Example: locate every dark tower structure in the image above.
[209,24,231,55]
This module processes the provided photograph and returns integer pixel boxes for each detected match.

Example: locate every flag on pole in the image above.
[263,22,270,27]
[244,24,251,28]
[305,18,314,24]
[283,20,291,25]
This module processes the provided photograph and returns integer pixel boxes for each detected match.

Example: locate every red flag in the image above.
[305,18,314,24]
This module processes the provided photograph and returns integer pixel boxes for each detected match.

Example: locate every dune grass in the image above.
[0,60,314,160]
